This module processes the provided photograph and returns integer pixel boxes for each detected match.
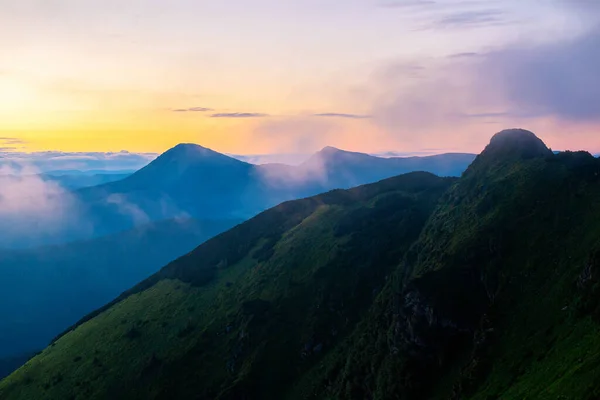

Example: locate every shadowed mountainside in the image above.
[5,130,598,399]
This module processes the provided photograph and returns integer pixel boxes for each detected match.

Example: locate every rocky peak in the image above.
[483,129,552,160]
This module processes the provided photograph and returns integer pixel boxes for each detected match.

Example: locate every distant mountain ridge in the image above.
[68,144,475,243]
[0,144,476,250]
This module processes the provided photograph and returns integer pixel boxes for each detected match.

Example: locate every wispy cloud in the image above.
[378,0,437,8]
[448,52,480,58]
[172,107,213,112]
[462,112,510,118]
[379,0,514,31]
[0,163,91,248]
[0,151,157,172]
[0,137,27,145]
[430,9,509,29]
[211,112,269,118]
[313,113,372,119]
[250,116,336,154]
[228,153,311,166]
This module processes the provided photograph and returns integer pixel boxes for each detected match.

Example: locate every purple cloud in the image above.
[313,113,372,119]
[211,113,269,118]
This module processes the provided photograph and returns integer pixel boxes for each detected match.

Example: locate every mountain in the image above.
[3,129,600,400]
[0,146,472,366]
[68,144,474,241]
[298,146,475,188]
[0,217,240,361]
[0,171,453,399]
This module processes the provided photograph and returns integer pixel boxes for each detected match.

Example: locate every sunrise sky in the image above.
[1,0,600,156]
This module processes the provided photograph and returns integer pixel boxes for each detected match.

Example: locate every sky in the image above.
[1,0,600,158]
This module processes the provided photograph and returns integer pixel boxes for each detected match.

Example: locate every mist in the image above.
[0,165,91,248]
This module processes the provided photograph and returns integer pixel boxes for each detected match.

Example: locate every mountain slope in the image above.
[0,217,240,360]
[7,130,598,400]
[288,129,600,399]
[0,172,454,400]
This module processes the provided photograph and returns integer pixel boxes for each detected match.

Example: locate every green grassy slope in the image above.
[0,171,453,400]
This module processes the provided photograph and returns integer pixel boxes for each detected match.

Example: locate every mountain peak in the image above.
[120,143,249,187]
[302,146,371,168]
[318,146,344,155]
[484,129,552,159]
[162,143,216,158]
[462,129,552,177]
[315,146,372,158]
[154,143,248,167]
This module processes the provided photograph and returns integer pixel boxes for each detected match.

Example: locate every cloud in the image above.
[379,1,514,31]
[0,137,26,146]
[211,112,269,118]
[0,164,92,248]
[429,9,509,29]
[227,153,311,166]
[106,193,150,225]
[0,151,157,172]
[363,3,600,151]
[250,116,336,154]
[313,113,372,119]
[172,107,213,112]
[462,112,510,118]
[448,52,480,58]
[476,25,600,121]
[372,150,451,157]
[378,0,437,8]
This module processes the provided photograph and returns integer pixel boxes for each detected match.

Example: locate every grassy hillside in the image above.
[3,129,600,400]
[0,172,453,400]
